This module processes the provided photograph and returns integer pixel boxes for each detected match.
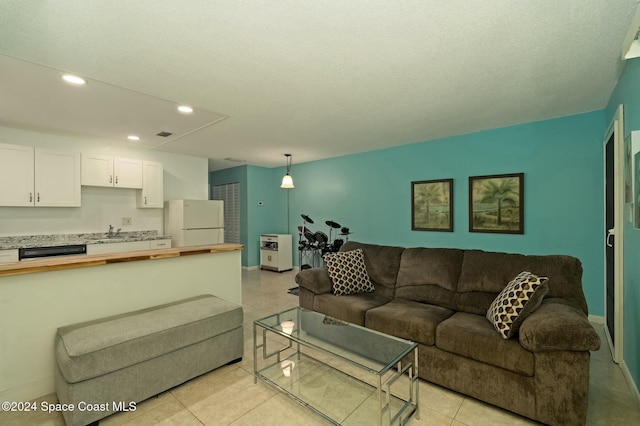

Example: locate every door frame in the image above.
[603,104,624,363]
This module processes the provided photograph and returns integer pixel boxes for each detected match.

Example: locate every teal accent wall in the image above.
[246,165,288,265]
[607,56,640,395]
[288,111,605,314]
[210,165,287,267]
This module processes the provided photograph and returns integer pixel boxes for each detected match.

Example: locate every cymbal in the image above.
[325,220,341,229]
[301,214,314,224]
[339,227,352,235]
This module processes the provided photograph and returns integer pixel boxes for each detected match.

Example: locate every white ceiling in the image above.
[0,1,638,171]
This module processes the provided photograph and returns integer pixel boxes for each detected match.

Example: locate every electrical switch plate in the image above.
[122,217,132,226]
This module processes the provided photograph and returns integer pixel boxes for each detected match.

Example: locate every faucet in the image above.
[107,224,114,237]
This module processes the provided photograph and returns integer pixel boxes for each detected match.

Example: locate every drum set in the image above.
[297,214,352,270]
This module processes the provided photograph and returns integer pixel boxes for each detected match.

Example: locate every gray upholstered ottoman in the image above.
[55,294,243,426]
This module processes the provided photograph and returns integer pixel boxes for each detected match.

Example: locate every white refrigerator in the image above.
[164,200,224,247]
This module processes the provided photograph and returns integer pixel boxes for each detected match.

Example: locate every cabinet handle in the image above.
[29,192,33,202]
[37,193,40,202]
[115,176,118,184]
[144,196,147,205]
[109,175,113,183]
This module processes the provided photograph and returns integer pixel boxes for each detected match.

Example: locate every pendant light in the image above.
[281,154,294,188]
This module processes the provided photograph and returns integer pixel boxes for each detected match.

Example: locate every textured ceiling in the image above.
[0,0,638,171]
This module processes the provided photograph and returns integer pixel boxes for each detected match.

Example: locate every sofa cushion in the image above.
[340,241,404,299]
[486,271,549,339]
[312,293,391,326]
[395,248,464,309]
[456,250,587,314]
[324,248,375,296]
[436,312,534,376]
[365,298,454,346]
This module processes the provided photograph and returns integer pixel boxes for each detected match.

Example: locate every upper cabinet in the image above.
[0,143,34,206]
[82,155,143,188]
[0,143,81,207]
[137,161,163,208]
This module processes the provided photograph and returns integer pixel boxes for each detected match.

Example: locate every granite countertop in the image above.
[0,231,171,250]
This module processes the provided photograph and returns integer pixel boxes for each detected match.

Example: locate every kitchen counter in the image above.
[0,243,243,277]
[0,242,244,402]
[0,230,169,250]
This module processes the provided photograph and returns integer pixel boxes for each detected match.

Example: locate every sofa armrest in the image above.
[518,300,600,352]
[295,267,333,295]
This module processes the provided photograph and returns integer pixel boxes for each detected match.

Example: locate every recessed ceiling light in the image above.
[62,74,86,85]
[127,135,140,141]
[177,105,193,114]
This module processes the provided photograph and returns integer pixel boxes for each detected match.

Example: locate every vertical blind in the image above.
[211,182,241,244]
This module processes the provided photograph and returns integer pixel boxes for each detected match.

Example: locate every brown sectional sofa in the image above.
[295,241,601,426]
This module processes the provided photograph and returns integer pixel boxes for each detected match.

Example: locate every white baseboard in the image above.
[588,315,604,324]
[621,359,640,406]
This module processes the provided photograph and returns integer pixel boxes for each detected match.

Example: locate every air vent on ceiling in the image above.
[156,131,173,137]
[224,157,247,163]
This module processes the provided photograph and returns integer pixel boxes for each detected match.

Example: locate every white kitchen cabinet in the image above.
[0,143,34,207]
[0,249,19,264]
[137,161,163,208]
[86,239,172,255]
[115,157,143,188]
[81,155,142,188]
[86,240,150,255]
[0,143,81,207]
[35,148,82,207]
[149,239,171,249]
[260,234,292,272]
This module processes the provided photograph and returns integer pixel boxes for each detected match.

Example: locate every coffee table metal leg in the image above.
[377,374,383,426]
[414,347,420,420]
[253,322,258,384]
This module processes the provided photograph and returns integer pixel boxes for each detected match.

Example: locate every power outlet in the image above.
[122,217,132,226]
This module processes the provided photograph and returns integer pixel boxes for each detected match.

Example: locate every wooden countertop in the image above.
[0,244,244,277]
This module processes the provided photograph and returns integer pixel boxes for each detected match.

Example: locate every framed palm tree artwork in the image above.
[469,173,524,234]
[411,179,453,232]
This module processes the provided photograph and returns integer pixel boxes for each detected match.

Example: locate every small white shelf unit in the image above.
[260,234,292,272]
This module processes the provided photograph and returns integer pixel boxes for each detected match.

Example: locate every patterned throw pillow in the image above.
[324,249,375,296]
[486,271,549,339]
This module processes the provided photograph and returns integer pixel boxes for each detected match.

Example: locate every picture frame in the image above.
[411,179,453,232]
[469,173,524,234]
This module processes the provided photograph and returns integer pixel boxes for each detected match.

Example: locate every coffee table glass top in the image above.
[254,307,417,374]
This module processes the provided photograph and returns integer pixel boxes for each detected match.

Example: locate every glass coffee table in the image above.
[253,307,419,425]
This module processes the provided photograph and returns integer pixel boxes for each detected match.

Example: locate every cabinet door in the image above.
[114,157,143,188]
[260,249,279,269]
[149,239,171,249]
[0,143,35,206]
[137,161,163,208]
[34,148,81,207]
[0,249,19,263]
[82,154,114,186]
[86,241,150,255]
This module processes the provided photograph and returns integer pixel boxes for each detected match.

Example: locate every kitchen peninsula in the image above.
[0,243,243,402]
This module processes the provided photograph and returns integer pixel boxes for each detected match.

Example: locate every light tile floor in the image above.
[2,269,639,425]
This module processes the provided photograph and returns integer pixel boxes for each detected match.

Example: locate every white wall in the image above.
[0,126,209,236]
